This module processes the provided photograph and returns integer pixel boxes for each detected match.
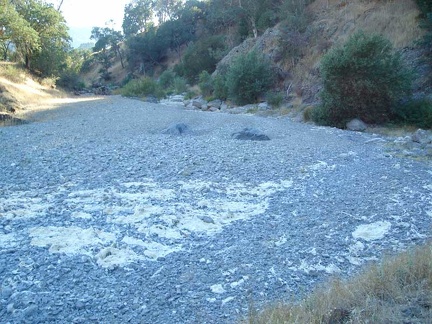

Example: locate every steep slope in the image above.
[216,0,423,104]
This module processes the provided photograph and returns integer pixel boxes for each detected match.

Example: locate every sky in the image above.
[49,0,130,47]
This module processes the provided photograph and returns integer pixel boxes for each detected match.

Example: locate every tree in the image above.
[154,0,182,24]
[122,0,155,37]
[0,0,40,62]
[91,26,125,80]
[12,0,70,75]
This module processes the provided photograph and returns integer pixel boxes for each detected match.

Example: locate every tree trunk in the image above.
[25,55,30,70]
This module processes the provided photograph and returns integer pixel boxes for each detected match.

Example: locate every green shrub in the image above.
[159,69,176,89]
[393,98,432,129]
[317,31,412,128]
[213,74,228,100]
[266,91,284,108]
[173,76,188,94]
[225,51,275,105]
[181,36,227,83]
[120,77,165,99]
[57,70,85,90]
[198,71,213,97]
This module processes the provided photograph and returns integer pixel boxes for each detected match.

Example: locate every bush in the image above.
[393,98,432,129]
[158,69,176,89]
[120,77,165,99]
[213,74,228,100]
[173,76,188,94]
[225,51,275,105]
[198,71,213,97]
[266,91,284,108]
[316,31,412,128]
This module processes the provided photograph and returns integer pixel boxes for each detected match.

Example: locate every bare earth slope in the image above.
[0,97,431,323]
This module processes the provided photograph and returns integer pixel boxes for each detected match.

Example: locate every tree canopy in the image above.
[0,0,70,76]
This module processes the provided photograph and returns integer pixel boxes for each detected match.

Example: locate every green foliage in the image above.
[415,0,432,18]
[279,0,313,32]
[225,51,275,105]
[316,31,412,128]
[120,77,165,99]
[213,74,228,100]
[180,36,227,83]
[173,76,187,94]
[198,71,213,97]
[122,0,155,37]
[2,0,71,77]
[392,98,432,129]
[266,91,284,108]
[91,27,125,80]
[158,69,176,89]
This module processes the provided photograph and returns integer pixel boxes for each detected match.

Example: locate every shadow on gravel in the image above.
[0,113,28,127]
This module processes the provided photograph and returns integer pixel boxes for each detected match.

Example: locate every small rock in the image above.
[199,216,215,224]
[258,102,270,110]
[412,129,432,145]
[231,128,270,141]
[162,123,189,135]
[346,118,367,131]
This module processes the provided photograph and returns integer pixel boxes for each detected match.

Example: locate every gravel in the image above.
[0,95,431,323]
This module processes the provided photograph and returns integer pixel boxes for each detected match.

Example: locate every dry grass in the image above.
[309,0,422,48]
[287,0,423,101]
[246,243,432,323]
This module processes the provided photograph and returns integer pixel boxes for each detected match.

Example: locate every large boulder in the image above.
[346,118,367,131]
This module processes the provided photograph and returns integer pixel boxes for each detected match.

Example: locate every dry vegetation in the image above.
[247,243,432,323]
[288,0,423,102]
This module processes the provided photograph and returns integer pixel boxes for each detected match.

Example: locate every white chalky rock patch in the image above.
[352,221,391,241]
[293,260,341,274]
[210,284,226,294]
[0,233,19,248]
[3,178,292,267]
[0,195,51,220]
[71,211,93,219]
[29,226,116,255]
[96,247,144,268]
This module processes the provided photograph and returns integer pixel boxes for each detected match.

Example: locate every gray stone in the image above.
[169,95,185,103]
[162,123,189,135]
[208,100,222,109]
[198,216,215,224]
[145,96,159,104]
[231,128,270,141]
[411,129,432,145]
[192,98,207,109]
[258,102,270,110]
[346,119,367,131]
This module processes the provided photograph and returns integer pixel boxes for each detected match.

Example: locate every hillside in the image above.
[0,63,71,125]
[82,0,427,107]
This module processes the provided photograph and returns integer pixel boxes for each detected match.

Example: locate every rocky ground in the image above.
[0,95,431,323]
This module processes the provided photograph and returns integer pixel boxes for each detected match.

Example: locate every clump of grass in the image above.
[266,92,284,108]
[0,64,27,83]
[247,243,432,323]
